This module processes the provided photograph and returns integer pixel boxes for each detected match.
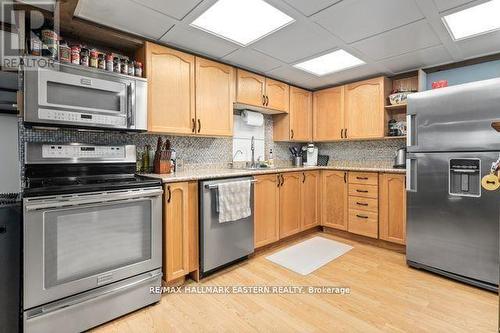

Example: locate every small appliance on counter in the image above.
[394,147,406,168]
[302,143,318,167]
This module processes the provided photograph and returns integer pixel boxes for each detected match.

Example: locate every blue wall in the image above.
[426,59,500,90]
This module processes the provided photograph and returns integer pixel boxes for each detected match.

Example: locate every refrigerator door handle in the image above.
[406,157,417,192]
[407,114,416,148]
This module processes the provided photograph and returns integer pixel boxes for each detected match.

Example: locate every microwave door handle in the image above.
[127,84,134,127]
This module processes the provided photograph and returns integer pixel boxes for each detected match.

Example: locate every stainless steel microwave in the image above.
[23,60,147,131]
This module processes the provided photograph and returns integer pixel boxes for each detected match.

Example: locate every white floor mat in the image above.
[266,236,353,275]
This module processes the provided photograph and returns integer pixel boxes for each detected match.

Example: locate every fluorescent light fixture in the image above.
[190,0,294,46]
[443,0,500,40]
[293,50,365,76]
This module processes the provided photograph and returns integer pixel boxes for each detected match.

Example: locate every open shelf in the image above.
[385,103,407,111]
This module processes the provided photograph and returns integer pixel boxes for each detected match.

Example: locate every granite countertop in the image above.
[142,162,405,184]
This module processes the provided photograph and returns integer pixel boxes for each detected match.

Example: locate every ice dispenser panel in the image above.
[449,159,480,197]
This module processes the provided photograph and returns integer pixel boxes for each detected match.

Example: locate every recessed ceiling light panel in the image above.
[293,50,365,76]
[190,0,294,46]
[443,0,500,40]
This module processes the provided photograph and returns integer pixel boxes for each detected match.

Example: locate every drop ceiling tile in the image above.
[351,20,441,61]
[454,30,500,59]
[314,0,424,43]
[377,45,452,73]
[282,0,342,16]
[432,0,479,12]
[222,49,282,73]
[160,25,239,59]
[75,0,175,40]
[319,64,385,86]
[131,0,202,20]
[266,66,324,88]
[251,22,338,63]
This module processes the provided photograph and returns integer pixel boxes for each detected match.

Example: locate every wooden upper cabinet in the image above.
[279,172,302,238]
[290,87,312,141]
[164,182,190,282]
[379,173,406,245]
[265,78,289,113]
[273,86,312,142]
[195,57,234,137]
[301,171,320,230]
[236,69,265,107]
[321,170,348,230]
[143,43,195,135]
[313,86,344,141]
[344,77,389,139]
[254,174,280,248]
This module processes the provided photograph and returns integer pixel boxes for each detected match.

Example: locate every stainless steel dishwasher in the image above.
[200,177,255,277]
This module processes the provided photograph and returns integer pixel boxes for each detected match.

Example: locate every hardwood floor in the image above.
[92,232,498,333]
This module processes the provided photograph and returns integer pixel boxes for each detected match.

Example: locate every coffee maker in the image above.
[302,143,318,167]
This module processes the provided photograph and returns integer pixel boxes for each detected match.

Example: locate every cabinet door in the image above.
[195,58,234,136]
[290,87,312,141]
[313,86,344,141]
[379,173,406,244]
[254,174,280,248]
[236,69,265,107]
[279,172,302,238]
[187,182,199,273]
[265,78,289,113]
[164,182,190,282]
[344,77,387,139]
[321,171,348,230]
[146,43,195,134]
[301,171,319,230]
[273,87,312,141]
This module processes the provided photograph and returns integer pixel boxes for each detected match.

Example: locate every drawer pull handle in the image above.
[356,202,368,206]
[356,214,368,219]
[356,177,368,180]
[356,189,369,193]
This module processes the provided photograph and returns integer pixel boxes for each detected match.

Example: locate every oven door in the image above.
[23,187,162,309]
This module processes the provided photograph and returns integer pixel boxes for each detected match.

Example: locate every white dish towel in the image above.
[217,180,251,223]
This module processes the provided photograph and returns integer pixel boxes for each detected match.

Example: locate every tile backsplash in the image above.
[19,114,405,171]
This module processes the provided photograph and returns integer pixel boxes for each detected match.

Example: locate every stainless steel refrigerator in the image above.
[406,78,499,291]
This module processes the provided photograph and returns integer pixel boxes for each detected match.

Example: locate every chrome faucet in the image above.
[229,150,243,168]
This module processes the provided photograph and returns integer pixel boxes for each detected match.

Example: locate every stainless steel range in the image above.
[23,143,163,333]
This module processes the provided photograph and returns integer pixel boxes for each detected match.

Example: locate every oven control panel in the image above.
[42,145,126,159]
[38,109,127,127]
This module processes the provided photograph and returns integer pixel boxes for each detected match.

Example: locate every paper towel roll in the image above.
[241,110,264,127]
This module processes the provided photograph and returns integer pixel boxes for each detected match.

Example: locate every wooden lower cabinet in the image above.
[301,171,320,230]
[254,174,280,248]
[379,173,406,245]
[164,181,198,283]
[320,170,348,230]
[279,172,302,238]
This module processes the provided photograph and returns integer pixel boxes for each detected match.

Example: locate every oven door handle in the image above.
[24,188,163,211]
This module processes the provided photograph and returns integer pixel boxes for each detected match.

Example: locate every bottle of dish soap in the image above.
[268,148,274,168]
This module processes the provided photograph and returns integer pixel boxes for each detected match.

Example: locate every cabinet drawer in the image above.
[348,196,378,212]
[348,184,378,199]
[348,172,378,185]
[348,209,378,238]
